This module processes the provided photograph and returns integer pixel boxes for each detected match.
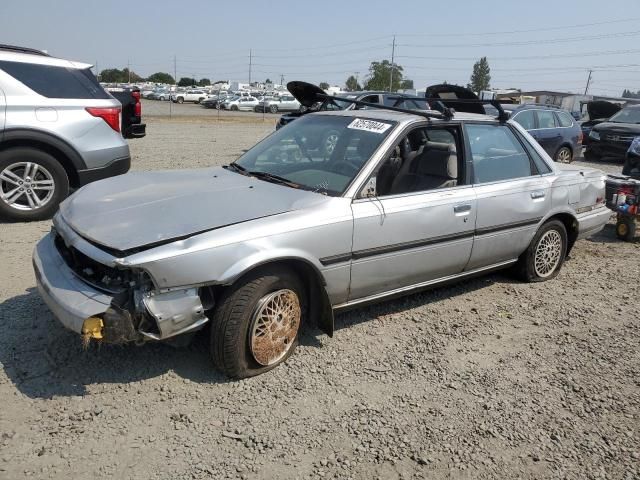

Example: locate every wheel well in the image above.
[548,213,579,255]
[213,259,333,336]
[0,139,80,187]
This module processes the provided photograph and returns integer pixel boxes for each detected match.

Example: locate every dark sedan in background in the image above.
[505,104,582,163]
[585,105,640,162]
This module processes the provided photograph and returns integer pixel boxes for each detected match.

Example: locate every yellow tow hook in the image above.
[81,317,104,348]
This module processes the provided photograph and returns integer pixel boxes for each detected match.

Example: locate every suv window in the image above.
[536,110,557,129]
[466,124,533,183]
[373,127,461,196]
[513,110,536,130]
[556,111,574,127]
[0,61,110,99]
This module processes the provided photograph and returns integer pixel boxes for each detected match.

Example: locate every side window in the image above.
[513,110,536,130]
[556,111,574,127]
[465,124,533,183]
[358,94,380,110]
[536,110,557,129]
[0,61,110,99]
[373,127,461,197]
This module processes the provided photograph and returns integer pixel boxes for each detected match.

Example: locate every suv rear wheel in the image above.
[0,148,69,221]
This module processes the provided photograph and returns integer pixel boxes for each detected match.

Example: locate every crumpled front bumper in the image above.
[33,232,113,334]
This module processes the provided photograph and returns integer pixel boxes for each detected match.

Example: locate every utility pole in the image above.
[280,74,284,87]
[584,70,593,95]
[249,49,252,85]
[127,59,131,83]
[389,35,396,92]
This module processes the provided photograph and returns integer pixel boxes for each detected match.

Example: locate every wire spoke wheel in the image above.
[534,230,563,278]
[0,161,55,211]
[250,289,301,366]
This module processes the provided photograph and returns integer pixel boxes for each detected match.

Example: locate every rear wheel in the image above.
[269,104,278,114]
[0,148,69,221]
[177,97,184,104]
[209,267,305,378]
[616,216,636,242]
[231,105,239,111]
[515,220,567,282]
[555,146,572,163]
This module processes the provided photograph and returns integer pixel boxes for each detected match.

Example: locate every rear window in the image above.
[0,60,110,99]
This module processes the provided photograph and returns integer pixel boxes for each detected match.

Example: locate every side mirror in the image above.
[362,177,377,198]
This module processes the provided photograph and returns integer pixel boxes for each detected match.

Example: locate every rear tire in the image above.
[0,147,69,222]
[209,267,306,378]
[555,146,572,163]
[231,105,239,111]
[269,105,278,114]
[515,220,567,282]
[177,97,184,104]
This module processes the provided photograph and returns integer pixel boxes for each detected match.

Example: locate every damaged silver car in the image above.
[33,96,611,378]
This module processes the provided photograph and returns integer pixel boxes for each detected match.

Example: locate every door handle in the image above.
[531,190,546,200]
[453,204,472,213]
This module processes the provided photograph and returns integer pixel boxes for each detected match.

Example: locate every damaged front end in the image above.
[33,216,212,347]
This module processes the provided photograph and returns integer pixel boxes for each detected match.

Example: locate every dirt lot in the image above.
[0,108,638,480]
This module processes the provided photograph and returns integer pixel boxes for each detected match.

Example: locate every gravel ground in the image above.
[0,114,638,480]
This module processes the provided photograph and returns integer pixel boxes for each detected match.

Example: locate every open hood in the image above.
[287,81,326,107]
[587,100,621,120]
[425,84,485,115]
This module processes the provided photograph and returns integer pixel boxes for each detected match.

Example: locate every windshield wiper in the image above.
[248,171,302,189]
[224,162,250,175]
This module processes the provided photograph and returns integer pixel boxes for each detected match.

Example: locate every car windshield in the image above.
[232,114,396,195]
[609,107,640,124]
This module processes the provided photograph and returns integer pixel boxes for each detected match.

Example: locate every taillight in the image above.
[86,107,121,133]
[578,131,583,145]
[132,90,142,117]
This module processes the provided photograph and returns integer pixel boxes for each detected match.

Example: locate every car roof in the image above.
[313,108,497,124]
[0,47,92,70]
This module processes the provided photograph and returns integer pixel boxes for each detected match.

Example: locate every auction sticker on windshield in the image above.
[347,118,392,134]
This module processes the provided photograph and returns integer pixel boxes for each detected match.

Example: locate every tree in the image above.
[198,78,211,86]
[345,75,361,92]
[399,79,414,90]
[319,82,330,90]
[178,77,196,87]
[622,89,640,99]
[147,72,174,84]
[364,60,404,91]
[99,68,126,83]
[468,57,491,93]
[265,78,272,84]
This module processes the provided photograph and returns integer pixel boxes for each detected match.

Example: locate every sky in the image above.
[2,0,640,96]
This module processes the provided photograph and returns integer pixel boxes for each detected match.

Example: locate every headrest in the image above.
[414,142,458,179]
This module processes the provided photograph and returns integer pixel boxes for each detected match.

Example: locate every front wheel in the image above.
[515,219,567,282]
[0,148,69,221]
[231,105,239,111]
[269,104,278,114]
[209,267,306,378]
[555,146,572,163]
[616,216,636,242]
[177,97,184,104]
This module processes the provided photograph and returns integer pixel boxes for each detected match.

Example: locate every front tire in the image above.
[269,105,278,114]
[231,105,239,111]
[177,97,184,104]
[0,148,69,221]
[209,267,306,378]
[515,219,567,282]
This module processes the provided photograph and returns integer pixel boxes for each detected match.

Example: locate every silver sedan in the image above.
[33,108,610,378]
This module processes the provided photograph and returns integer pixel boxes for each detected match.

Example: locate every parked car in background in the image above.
[201,94,225,109]
[503,104,582,163]
[585,105,640,162]
[256,95,302,113]
[222,96,259,111]
[579,100,622,146]
[0,44,131,221]
[33,101,610,379]
[171,89,207,104]
[148,89,171,101]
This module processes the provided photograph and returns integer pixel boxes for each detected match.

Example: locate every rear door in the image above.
[466,122,550,270]
[532,109,562,156]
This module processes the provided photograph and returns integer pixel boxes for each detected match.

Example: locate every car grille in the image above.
[53,232,132,294]
[605,133,635,143]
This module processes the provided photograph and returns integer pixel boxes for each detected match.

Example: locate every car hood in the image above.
[586,100,621,120]
[287,81,326,107]
[59,167,320,253]
[593,122,640,134]
[425,84,485,115]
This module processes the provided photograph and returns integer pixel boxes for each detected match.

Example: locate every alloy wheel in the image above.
[0,162,55,211]
[556,147,571,163]
[534,230,563,278]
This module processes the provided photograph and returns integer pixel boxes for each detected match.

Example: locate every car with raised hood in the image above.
[579,100,621,146]
[585,104,640,161]
[33,96,610,379]
[0,44,131,221]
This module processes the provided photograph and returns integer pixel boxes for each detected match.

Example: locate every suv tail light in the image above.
[578,131,583,145]
[86,107,121,133]
[132,90,142,117]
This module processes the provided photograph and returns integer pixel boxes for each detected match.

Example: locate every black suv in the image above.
[585,105,640,162]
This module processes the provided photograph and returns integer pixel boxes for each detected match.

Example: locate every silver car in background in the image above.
[0,44,130,221]
[33,106,610,378]
[256,94,302,113]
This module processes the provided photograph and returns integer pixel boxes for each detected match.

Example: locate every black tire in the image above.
[231,105,239,111]
[269,104,278,114]
[616,216,636,242]
[197,98,204,104]
[299,105,306,113]
[0,147,69,222]
[209,266,306,378]
[177,97,184,104]
[321,129,340,156]
[159,96,165,101]
[515,219,568,282]
[555,146,572,163]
